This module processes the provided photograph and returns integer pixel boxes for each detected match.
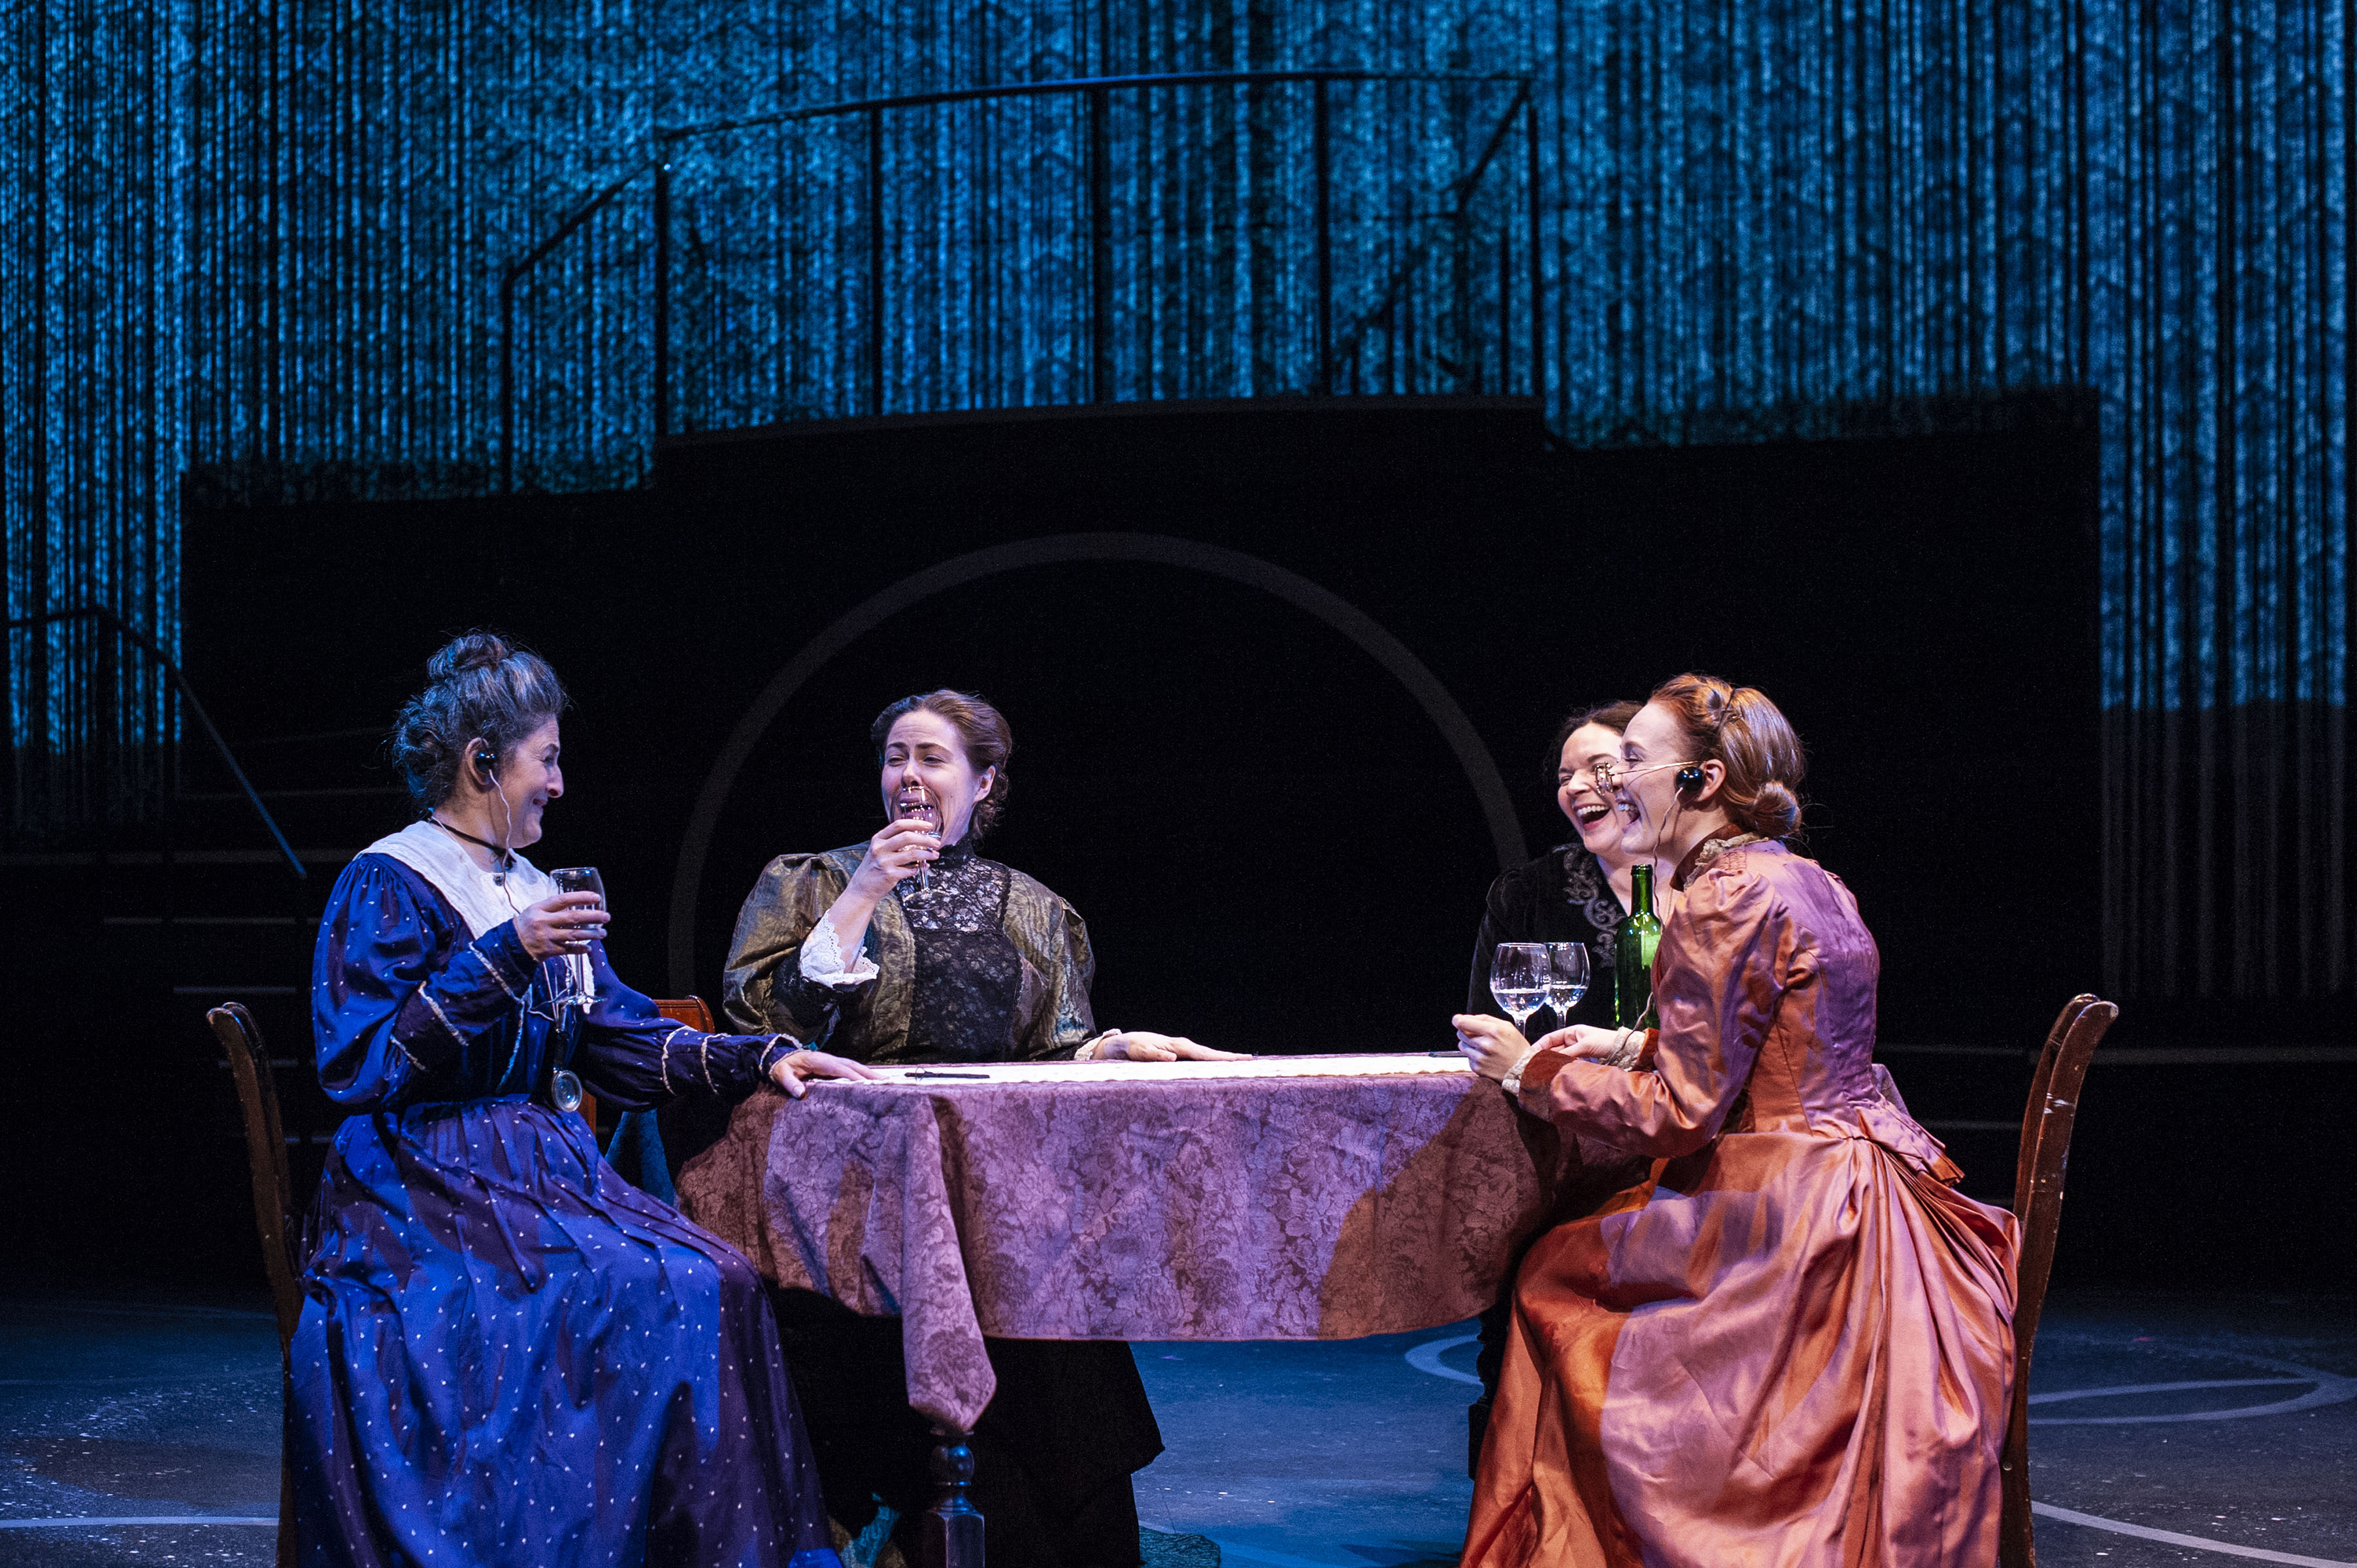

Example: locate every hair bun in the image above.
[1749,780,1804,840]
[427,631,513,680]
[389,632,567,813]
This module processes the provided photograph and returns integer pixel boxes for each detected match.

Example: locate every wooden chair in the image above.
[203,994,719,1567]
[1998,992,2118,1568]
[654,995,716,1032]
[206,1002,301,1568]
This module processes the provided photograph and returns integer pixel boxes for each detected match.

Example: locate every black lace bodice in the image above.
[895,838,1024,1061]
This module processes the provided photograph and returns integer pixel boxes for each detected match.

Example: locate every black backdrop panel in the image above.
[182,396,2098,1050]
[29,397,2324,1295]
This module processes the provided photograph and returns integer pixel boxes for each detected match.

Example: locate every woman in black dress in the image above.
[720,689,1234,1568]
[1462,698,1646,1470]
[1465,700,1645,1025]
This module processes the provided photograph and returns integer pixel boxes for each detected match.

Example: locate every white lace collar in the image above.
[361,819,556,940]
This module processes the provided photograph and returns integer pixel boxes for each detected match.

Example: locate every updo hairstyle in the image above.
[870,689,1013,840]
[1545,698,1642,789]
[1647,673,1805,840]
[389,632,569,811]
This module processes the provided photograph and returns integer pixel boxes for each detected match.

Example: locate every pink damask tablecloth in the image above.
[675,1054,1567,1431]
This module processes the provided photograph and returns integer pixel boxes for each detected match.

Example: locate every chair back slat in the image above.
[207,1004,303,1352]
[654,996,716,1032]
[1999,995,2117,1568]
[2013,995,2092,1217]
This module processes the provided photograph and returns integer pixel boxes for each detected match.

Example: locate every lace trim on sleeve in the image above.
[799,917,881,988]
[471,939,522,1004]
[418,990,464,1047]
[1602,1027,1651,1070]
[659,1026,687,1095]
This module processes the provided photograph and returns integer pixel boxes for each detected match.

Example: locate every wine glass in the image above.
[549,866,605,1011]
[1545,942,1590,1030]
[896,783,940,892]
[1489,942,1549,1037]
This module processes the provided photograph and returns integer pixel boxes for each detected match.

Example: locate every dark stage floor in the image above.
[1,1289,2349,1567]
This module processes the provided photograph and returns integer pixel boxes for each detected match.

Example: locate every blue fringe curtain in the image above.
[2,0,2347,996]
[1,0,186,834]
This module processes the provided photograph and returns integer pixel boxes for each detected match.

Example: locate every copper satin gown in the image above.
[1464,838,2019,1568]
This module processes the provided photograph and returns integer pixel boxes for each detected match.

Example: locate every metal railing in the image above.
[498,69,1545,491]
[2,607,305,877]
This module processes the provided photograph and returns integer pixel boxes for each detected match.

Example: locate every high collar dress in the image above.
[1463,834,2019,1568]
[291,823,840,1568]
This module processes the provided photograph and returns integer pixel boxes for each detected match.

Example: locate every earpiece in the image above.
[474,749,497,777]
[1675,764,1706,797]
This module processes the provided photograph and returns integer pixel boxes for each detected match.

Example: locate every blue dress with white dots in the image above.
[289,850,842,1568]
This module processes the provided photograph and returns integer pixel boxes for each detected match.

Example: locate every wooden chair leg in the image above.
[277,1448,297,1568]
[2000,1421,2034,1568]
[919,1426,984,1568]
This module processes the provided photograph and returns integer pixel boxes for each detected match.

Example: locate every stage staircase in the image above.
[5,728,396,1249]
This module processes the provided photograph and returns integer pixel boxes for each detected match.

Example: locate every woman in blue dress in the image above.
[291,632,872,1568]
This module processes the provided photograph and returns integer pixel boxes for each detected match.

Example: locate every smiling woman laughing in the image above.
[719,687,1236,1568]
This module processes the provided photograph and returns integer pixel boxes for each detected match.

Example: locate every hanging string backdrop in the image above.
[0,0,2345,995]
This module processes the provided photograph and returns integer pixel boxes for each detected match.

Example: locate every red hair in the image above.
[1647,674,1805,839]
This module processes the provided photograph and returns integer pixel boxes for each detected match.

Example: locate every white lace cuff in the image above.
[799,919,880,988]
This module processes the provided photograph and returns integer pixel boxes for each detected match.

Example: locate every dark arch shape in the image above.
[667,532,1527,991]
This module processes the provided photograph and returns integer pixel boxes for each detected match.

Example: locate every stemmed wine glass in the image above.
[1489,942,1550,1037]
[898,783,939,893]
[1545,942,1590,1030]
[549,866,604,1011]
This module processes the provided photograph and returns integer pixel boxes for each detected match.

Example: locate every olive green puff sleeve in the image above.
[1004,871,1100,1060]
[721,849,871,1045]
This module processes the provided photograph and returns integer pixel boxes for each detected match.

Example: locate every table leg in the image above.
[919,1424,983,1568]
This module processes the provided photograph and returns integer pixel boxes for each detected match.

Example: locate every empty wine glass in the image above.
[1545,942,1590,1028]
[548,866,604,1011]
[1489,942,1549,1036]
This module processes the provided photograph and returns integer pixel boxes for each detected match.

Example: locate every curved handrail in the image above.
[653,67,1533,143]
[498,67,1543,490]
[4,606,306,877]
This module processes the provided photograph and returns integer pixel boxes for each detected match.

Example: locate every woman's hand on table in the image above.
[514,892,609,961]
[768,1049,882,1098]
[846,816,942,898]
[1091,1031,1249,1062]
[1451,1015,1532,1081]
[1455,1019,1634,1083]
[1540,1025,1635,1060]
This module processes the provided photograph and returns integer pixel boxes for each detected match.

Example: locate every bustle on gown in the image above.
[1464,836,2019,1568]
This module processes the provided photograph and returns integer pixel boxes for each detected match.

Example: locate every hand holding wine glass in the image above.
[512,892,608,962]
[1451,1013,1532,1081]
[548,867,606,1009]
[851,808,941,898]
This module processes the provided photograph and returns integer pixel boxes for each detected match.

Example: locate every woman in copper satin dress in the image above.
[1453,674,2019,1568]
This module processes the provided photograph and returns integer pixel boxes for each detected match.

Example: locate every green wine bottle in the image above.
[1613,862,1663,1028]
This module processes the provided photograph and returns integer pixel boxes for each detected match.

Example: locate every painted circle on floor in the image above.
[1408,1332,2357,1424]
[2029,1348,2357,1425]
